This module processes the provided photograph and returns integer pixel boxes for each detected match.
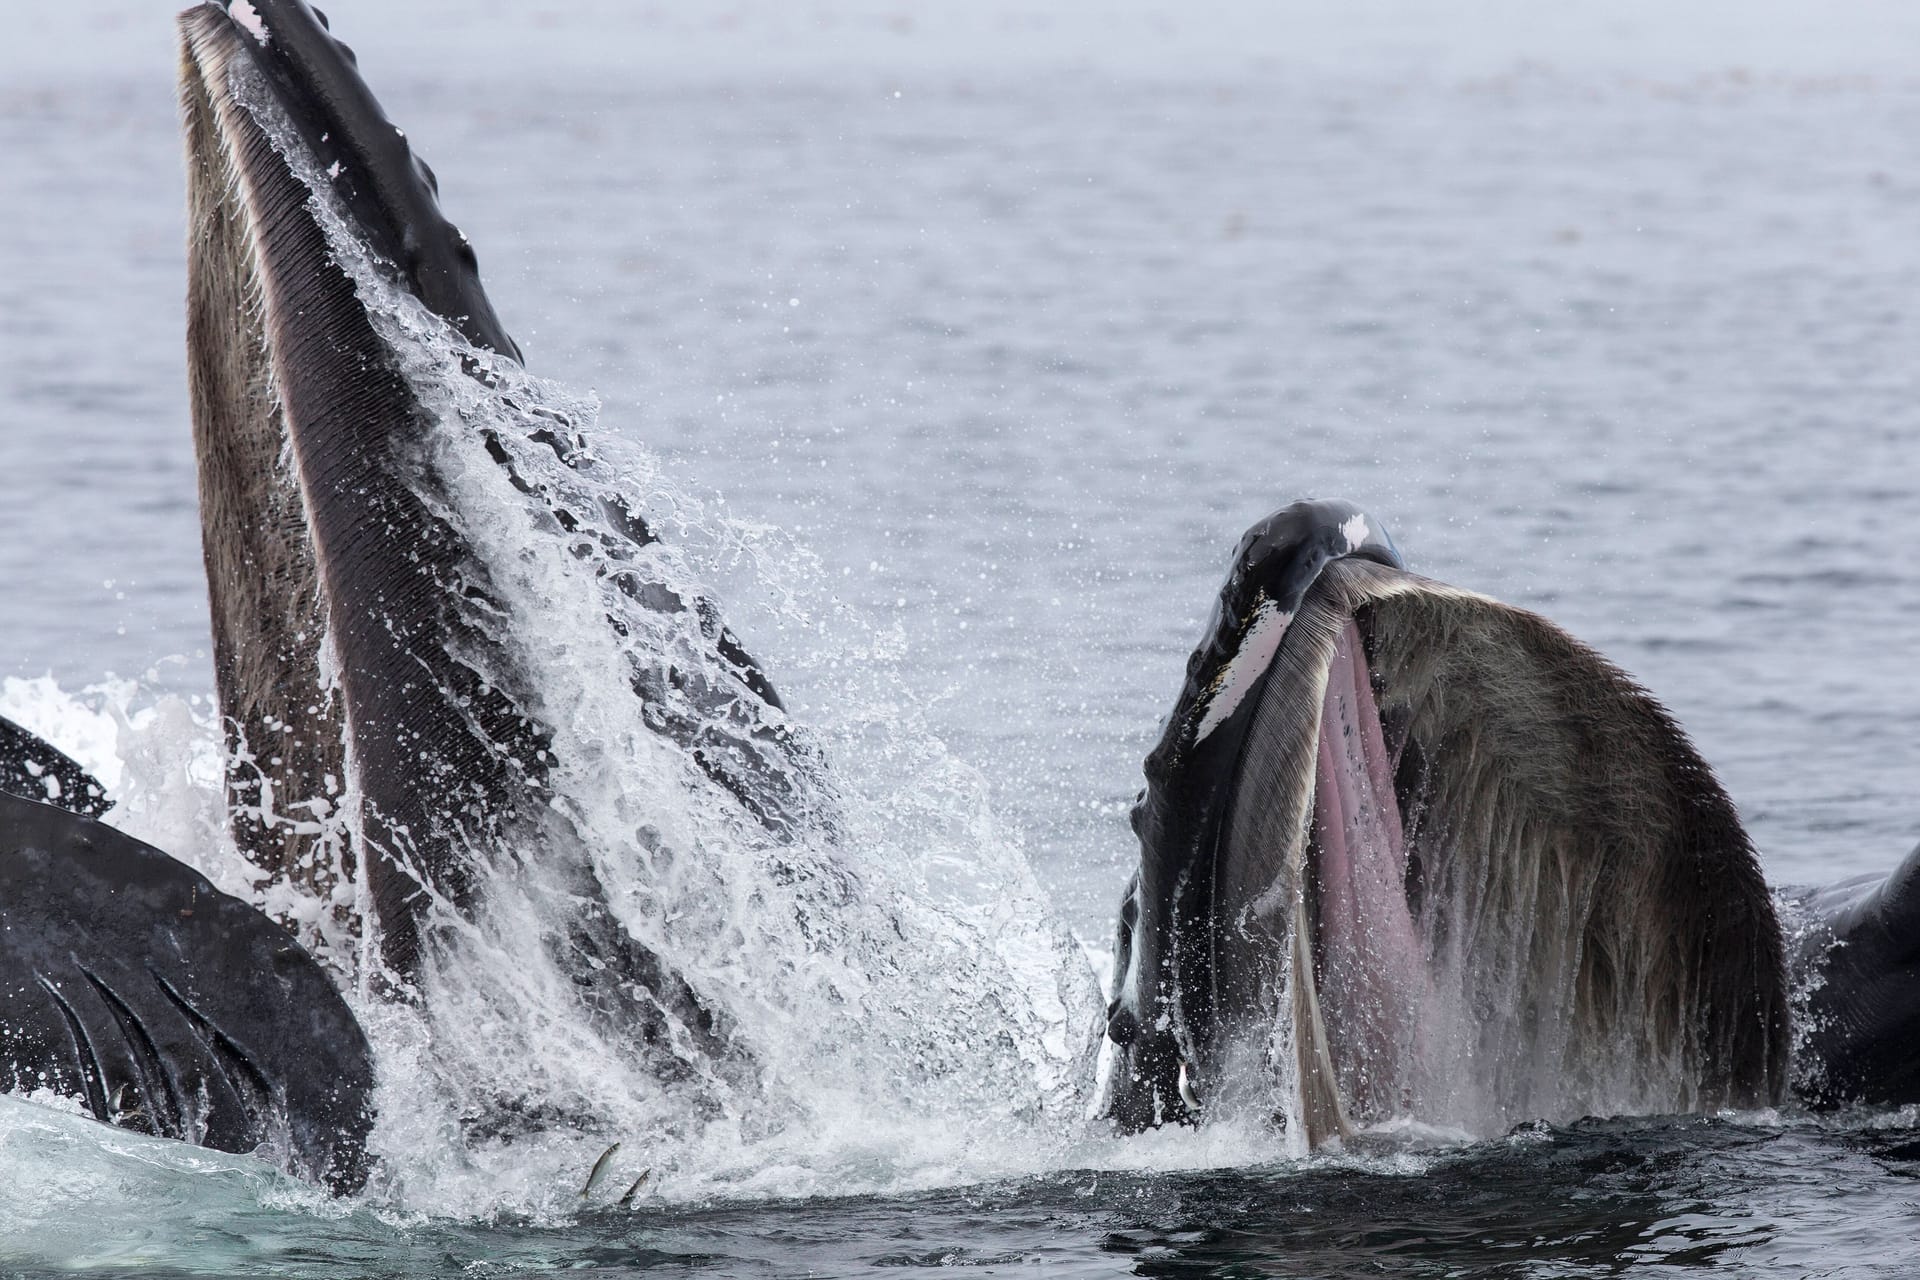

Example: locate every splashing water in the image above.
[332,185,1106,1220]
[0,65,1118,1216]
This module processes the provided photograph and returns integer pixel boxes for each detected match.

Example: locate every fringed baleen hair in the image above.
[180,9,355,947]
[1340,559,1787,1127]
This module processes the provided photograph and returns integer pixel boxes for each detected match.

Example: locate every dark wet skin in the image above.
[1104,497,1920,1135]
[225,0,522,360]
[1791,844,1920,1105]
[0,780,372,1194]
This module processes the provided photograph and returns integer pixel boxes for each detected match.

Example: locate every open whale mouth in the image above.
[1194,548,1430,1143]
[179,0,808,991]
[1103,500,1789,1144]
[1103,504,1411,1137]
[1293,613,1427,1133]
[177,0,840,1144]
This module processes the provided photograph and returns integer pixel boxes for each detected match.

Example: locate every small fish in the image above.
[580,1142,620,1199]
[1178,1060,1203,1113]
[107,1082,148,1128]
[617,1169,652,1209]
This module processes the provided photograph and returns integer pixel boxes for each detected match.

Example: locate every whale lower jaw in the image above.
[181,6,557,977]
[1198,568,1428,1145]
[180,6,350,926]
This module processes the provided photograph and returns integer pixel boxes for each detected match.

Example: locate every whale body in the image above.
[0,717,371,1193]
[1100,499,1920,1141]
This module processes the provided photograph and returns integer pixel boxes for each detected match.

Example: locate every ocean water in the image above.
[3,2,1920,1274]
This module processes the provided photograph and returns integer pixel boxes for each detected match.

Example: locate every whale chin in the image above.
[1102,501,1789,1144]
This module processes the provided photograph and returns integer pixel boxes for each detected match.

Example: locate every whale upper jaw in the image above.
[184,0,521,360]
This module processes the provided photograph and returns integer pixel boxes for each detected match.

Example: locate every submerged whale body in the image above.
[0,761,372,1194]
[1100,499,1920,1141]
[1793,846,1920,1105]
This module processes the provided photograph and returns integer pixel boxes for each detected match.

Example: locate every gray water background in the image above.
[2,3,1920,1273]
[6,3,1919,939]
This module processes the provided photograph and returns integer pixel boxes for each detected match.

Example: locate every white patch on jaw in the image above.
[1195,596,1292,742]
[1340,514,1370,552]
[229,1,270,43]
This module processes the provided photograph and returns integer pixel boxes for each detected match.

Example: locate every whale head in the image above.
[177,0,553,975]
[174,2,810,1099]
[182,0,520,360]
[1102,500,1789,1143]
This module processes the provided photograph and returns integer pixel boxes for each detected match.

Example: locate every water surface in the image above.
[2,2,1918,1274]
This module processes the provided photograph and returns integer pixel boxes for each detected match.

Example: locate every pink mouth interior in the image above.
[1310,620,1425,1116]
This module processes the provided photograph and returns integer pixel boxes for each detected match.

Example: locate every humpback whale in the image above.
[2,0,1918,1195]
[0,0,818,1190]
[0,712,372,1193]
[177,0,809,986]
[1100,500,1920,1141]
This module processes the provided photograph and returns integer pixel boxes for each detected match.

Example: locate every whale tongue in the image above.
[1308,621,1425,1120]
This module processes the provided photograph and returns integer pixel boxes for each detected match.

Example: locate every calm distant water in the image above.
[3,3,1919,1273]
